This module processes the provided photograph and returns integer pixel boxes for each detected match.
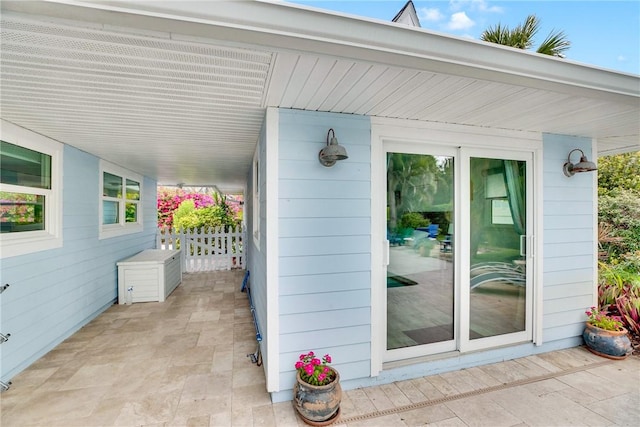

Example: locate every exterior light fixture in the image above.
[563,148,597,177]
[319,128,348,167]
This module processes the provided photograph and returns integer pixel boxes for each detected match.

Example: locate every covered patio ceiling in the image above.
[1,1,638,194]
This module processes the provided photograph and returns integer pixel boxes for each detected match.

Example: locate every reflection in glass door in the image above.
[468,157,528,341]
[386,152,454,352]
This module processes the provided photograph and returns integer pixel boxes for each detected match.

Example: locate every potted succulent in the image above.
[293,351,342,426]
[583,306,632,359]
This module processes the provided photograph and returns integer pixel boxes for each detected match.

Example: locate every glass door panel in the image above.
[468,157,527,340]
[386,152,455,351]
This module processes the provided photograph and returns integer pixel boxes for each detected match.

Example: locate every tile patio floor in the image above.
[1,270,639,427]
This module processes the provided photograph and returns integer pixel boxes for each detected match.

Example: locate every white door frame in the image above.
[370,117,544,376]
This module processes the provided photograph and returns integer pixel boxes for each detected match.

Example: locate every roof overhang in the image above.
[1,0,638,192]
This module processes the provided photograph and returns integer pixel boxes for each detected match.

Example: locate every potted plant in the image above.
[293,351,342,426]
[583,306,632,359]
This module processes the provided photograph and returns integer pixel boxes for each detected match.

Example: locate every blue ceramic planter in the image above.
[583,322,632,359]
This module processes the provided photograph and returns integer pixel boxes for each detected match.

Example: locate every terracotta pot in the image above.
[293,369,342,426]
[583,322,632,359]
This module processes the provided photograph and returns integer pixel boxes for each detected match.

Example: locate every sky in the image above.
[285,0,640,75]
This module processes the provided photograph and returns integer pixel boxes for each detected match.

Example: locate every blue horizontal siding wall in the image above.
[541,134,596,343]
[276,109,371,396]
[246,116,270,384]
[1,143,157,382]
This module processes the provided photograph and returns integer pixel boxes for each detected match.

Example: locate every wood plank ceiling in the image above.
[1,11,638,192]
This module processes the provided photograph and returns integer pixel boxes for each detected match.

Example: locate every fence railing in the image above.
[156,226,244,272]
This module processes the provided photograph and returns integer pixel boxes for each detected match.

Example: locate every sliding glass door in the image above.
[385,146,456,359]
[383,144,533,362]
[462,151,533,350]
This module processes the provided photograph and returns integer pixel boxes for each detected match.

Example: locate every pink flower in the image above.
[323,367,329,374]
[295,361,303,369]
[318,373,326,382]
[308,351,314,357]
[324,354,332,363]
[299,354,306,361]
[311,358,321,366]
[304,364,314,375]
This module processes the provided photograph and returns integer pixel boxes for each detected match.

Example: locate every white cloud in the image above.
[447,11,475,31]
[418,7,445,22]
[617,55,627,62]
[473,0,503,13]
[449,0,502,14]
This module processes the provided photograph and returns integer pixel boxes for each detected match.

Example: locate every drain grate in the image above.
[338,359,614,424]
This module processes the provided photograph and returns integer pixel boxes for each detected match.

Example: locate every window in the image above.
[0,120,63,258]
[99,160,143,239]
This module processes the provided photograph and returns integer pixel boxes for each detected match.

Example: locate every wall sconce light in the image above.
[563,148,597,177]
[319,128,348,167]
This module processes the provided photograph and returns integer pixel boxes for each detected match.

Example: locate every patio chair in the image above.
[440,234,452,252]
[470,262,525,289]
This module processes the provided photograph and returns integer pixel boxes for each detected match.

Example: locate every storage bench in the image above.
[117,249,182,304]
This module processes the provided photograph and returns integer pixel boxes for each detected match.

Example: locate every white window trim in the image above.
[0,120,63,258]
[99,160,143,240]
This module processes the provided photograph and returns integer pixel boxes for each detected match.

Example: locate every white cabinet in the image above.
[117,249,182,304]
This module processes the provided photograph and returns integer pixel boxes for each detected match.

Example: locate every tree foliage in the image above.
[598,152,640,261]
[597,152,640,197]
[480,14,570,57]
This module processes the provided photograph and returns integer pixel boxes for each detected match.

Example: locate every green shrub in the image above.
[398,212,430,230]
[173,199,239,231]
[598,189,640,259]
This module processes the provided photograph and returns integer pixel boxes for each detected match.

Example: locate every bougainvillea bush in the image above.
[157,188,215,227]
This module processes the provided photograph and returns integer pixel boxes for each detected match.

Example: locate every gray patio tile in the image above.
[520,377,571,397]
[444,394,523,427]
[5,386,109,426]
[272,401,303,427]
[345,413,407,427]
[556,370,635,403]
[438,368,488,393]
[113,389,182,426]
[344,393,379,416]
[478,360,529,384]
[427,416,469,427]
[59,362,125,390]
[427,373,461,396]
[394,378,429,403]
[587,391,640,426]
[253,404,278,427]
[488,384,611,426]
[381,382,413,407]
[210,410,233,427]
[465,366,503,387]
[511,355,555,378]
[230,405,255,426]
[3,270,638,427]
[364,384,397,411]
[231,383,272,408]
[170,394,230,426]
[522,354,565,373]
[409,376,446,400]
[396,402,456,426]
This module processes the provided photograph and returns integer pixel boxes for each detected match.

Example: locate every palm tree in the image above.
[480,14,570,58]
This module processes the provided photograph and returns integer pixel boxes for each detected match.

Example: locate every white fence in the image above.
[157,226,245,272]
